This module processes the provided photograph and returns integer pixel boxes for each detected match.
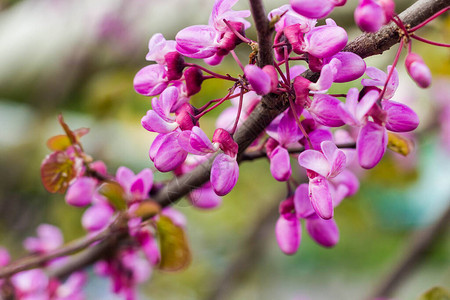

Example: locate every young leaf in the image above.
[98,181,127,211]
[156,215,191,272]
[46,128,90,151]
[419,286,450,300]
[41,151,76,193]
[387,132,413,156]
[134,201,161,220]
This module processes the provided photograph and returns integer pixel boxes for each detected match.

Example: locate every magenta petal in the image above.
[309,175,333,219]
[326,52,366,83]
[189,183,222,209]
[179,127,216,155]
[269,146,292,181]
[176,25,218,59]
[152,86,179,118]
[133,64,168,96]
[244,64,271,95]
[357,121,388,169]
[305,215,339,247]
[150,132,188,172]
[307,128,333,151]
[275,111,303,146]
[275,215,301,255]
[141,110,178,133]
[65,177,96,207]
[82,204,114,232]
[24,224,63,253]
[354,0,385,32]
[304,25,348,58]
[320,141,346,178]
[116,166,134,187]
[382,100,419,132]
[290,0,335,18]
[356,89,379,121]
[298,150,330,177]
[134,169,153,196]
[11,269,48,294]
[210,154,239,196]
[309,94,345,127]
[294,183,315,218]
[405,53,432,88]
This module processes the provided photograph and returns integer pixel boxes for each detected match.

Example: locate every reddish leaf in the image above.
[156,215,191,272]
[58,115,77,145]
[41,151,76,193]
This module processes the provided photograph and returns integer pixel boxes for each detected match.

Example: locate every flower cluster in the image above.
[131,0,440,254]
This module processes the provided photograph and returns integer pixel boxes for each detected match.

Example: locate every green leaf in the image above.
[98,182,127,211]
[387,132,413,156]
[40,151,76,193]
[156,215,191,272]
[419,287,450,300]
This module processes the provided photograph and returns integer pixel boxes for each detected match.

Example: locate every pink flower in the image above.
[355,0,394,32]
[65,177,97,207]
[290,0,345,19]
[175,0,250,64]
[268,5,316,33]
[24,224,64,254]
[149,131,188,172]
[298,141,347,219]
[276,197,301,255]
[244,64,278,95]
[133,64,169,97]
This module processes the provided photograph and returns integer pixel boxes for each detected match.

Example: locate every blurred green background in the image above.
[0,0,448,299]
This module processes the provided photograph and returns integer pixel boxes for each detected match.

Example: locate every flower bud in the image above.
[65,177,97,207]
[305,215,339,247]
[82,203,114,232]
[304,23,348,58]
[405,53,432,88]
[354,0,386,32]
[275,213,301,255]
[213,128,239,157]
[165,51,185,81]
[184,67,204,96]
[244,64,271,95]
[175,104,196,131]
[290,0,335,19]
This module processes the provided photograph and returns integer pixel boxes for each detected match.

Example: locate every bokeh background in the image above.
[0,0,449,299]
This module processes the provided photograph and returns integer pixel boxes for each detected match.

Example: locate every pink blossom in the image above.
[133,64,169,97]
[65,177,97,207]
[290,0,343,19]
[298,141,347,219]
[24,224,63,254]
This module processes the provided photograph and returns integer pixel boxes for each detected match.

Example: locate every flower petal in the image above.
[298,150,330,177]
[275,215,301,255]
[269,146,292,181]
[305,214,339,247]
[210,154,239,196]
[357,121,388,169]
[309,175,333,219]
[294,183,315,218]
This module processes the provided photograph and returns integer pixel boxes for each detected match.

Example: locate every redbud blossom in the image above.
[405,53,432,88]
[65,176,97,207]
[355,0,392,32]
